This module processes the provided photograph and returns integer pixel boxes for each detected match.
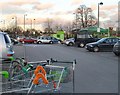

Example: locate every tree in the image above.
[43,18,53,35]
[74,5,97,29]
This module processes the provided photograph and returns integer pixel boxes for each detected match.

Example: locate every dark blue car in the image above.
[48,36,60,44]
[85,37,120,52]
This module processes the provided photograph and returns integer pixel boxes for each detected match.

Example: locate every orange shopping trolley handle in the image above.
[33,73,49,85]
[34,66,46,76]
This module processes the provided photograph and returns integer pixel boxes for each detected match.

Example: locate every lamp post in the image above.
[12,16,17,37]
[33,19,36,30]
[12,16,17,29]
[73,13,77,32]
[3,20,5,30]
[30,19,32,29]
[1,20,5,30]
[97,2,103,32]
[24,14,27,31]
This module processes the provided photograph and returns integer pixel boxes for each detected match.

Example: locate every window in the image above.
[57,35,60,38]
[77,34,86,38]
[41,37,44,39]
[104,39,112,43]
[4,34,11,44]
[112,38,119,43]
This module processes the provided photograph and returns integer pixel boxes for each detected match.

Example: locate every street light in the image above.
[97,2,103,32]
[1,20,5,30]
[27,18,32,29]
[30,19,32,29]
[73,12,78,33]
[33,19,36,30]
[12,16,17,29]
[12,16,17,36]
[24,14,27,31]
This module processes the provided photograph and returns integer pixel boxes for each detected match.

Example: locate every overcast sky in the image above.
[0,0,119,30]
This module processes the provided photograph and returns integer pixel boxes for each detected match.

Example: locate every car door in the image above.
[44,37,50,43]
[41,37,49,43]
[23,38,27,43]
[40,37,45,43]
[25,37,32,43]
[25,38,30,43]
[99,38,112,51]
[111,38,119,48]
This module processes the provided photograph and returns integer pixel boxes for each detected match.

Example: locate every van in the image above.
[0,32,14,60]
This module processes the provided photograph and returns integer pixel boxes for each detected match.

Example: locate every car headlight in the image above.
[6,45,11,48]
[66,41,70,44]
[114,45,119,48]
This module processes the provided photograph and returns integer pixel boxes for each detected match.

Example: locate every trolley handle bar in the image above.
[45,65,65,69]
[50,58,76,64]
[28,60,49,64]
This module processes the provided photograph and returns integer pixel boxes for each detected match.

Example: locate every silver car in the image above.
[0,32,14,60]
[64,38,75,46]
[37,36,53,44]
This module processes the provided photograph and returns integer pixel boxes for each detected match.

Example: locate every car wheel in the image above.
[34,41,37,44]
[79,43,85,48]
[58,41,61,44]
[69,42,73,46]
[50,41,53,44]
[93,47,99,52]
[38,41,42,44]
[22,41,25,44]
[114,52,120,56]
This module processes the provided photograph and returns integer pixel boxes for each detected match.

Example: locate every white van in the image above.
[0,32,14,60]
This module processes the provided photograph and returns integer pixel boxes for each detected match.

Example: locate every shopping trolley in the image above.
[1,58,76,94]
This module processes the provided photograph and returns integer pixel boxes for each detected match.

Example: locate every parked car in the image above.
[11,38,19,45]
[37,36,59,44]
[16,36,25,41]
[75,33,99,48]
[19,37,37,44]
[64,38,75,46]
[85,37,120,52]
[113,40,120,56]
[0,32,14,59]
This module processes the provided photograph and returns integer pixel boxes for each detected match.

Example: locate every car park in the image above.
[37,36,59,44]
[19,37,37,44]
[85,37,120,52]
[113,40,120,56]
[0,32,14,59]
[64,38,75,46]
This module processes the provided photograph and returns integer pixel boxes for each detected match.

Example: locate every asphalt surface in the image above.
[13,44,118,93]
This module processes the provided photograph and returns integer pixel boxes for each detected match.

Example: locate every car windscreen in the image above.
[96,38,106,43]
[4,34,11,44]
[68,38,74,40]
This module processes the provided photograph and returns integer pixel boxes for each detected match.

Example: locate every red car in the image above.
[19,37,37,44]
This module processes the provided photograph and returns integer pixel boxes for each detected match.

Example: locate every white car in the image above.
[37,36,53,44]
[0,32,14,60]
[64,38,75,46]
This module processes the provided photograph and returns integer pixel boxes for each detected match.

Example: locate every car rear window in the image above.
[4,34,11,44]
[118,40,120,43]
[112,38,119,43]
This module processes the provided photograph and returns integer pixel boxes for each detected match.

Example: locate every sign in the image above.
[97,28,100,32]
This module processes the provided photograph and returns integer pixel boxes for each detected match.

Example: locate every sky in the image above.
[0,0,119,31]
